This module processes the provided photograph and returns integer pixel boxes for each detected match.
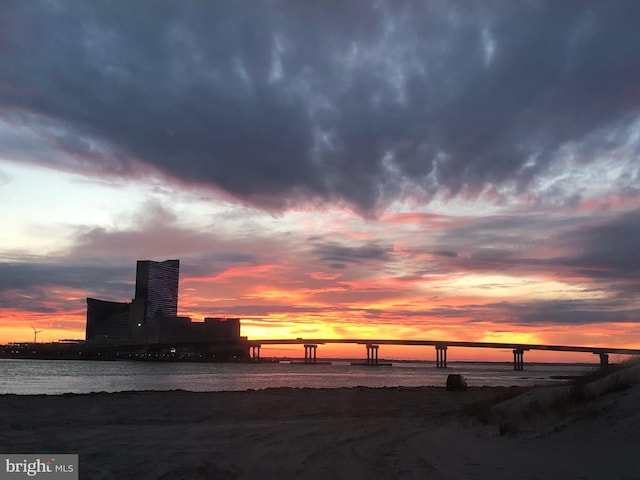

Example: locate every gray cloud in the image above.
[500,299,640,327]
[410,207,640,300]
[432,250,458,259]
[564,208,640,276]
[180,252,257,279]
[312,240,393,267]
[2,1,640,214]
[0,260,133,302]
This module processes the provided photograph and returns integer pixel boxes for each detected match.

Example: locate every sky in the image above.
[1,1,640,362]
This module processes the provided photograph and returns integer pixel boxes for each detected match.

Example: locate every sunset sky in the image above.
[1,1,639,362]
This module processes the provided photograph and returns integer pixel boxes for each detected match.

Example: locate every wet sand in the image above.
[1,368,639,479]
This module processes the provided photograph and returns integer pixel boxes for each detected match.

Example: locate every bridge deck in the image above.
[247,338,640,355]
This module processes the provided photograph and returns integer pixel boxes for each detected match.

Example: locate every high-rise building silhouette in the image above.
[134,259,179,324]
[86,259,179,343]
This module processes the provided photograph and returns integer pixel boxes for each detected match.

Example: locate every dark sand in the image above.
[1,369,639,479]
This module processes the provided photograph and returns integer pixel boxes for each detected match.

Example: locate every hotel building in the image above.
[134,259,180,324]
[85,259,244,349]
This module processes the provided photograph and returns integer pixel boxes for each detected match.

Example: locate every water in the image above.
[0,359,599,395]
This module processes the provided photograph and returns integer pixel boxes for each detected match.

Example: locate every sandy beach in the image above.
[1,366,640,479]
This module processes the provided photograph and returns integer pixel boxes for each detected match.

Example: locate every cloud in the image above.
[1,2,640,214]
[498,299,640,327]
[567,209,640,275]
[0,260,133,304]
[547,208,640,300]
[311,240,393,268]
[432,250,458,258]
[64,198,288,266]
[401,206,640,301]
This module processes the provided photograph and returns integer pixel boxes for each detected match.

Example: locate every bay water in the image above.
[0,358,598,395]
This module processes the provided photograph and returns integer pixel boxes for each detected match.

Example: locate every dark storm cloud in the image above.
[2,1,640,213]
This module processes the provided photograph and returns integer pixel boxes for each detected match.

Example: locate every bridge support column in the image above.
[435,345,448,368]
[598,353,609,368]
[366,344,379,365]
[513,349,524,370]
[251,345,261,361]
[304,344,318,364]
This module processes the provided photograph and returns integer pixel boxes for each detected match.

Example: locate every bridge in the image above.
[14,337,639,369]
[247,338,640,370]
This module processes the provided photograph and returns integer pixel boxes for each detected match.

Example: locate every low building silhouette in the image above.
[135,316,241,344]
[86,298,131,343]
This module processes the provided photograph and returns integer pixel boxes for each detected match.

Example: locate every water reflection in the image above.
[0,359,597,395]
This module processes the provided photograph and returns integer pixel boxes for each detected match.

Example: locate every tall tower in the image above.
[134,259,180,323]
